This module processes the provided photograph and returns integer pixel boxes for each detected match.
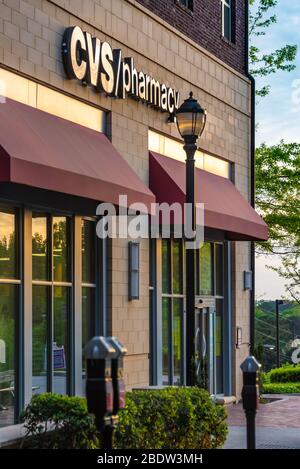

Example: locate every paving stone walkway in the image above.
[224,395,300,449]
[227,395,300,428]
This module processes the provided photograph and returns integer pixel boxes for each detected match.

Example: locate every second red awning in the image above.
[149,151,268,241]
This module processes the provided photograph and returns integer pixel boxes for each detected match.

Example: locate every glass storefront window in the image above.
[82,219,97,392]
[53,287,70,395]
[53,217,70,283]
[0,284,18,428]
[32,286,49,395]
[32,214,72,397]
[159,239,227,393]
[199,243,213,296]
[0,208,19,428]
[82,288,96,354]
[162,297,170,384]
[82,220,96,285]
[173,298,183,385]
[162,239,171,294]
[0,210,17,280]
[173,240,183,294]
[32,215,48,281]
[161,240,184,385]
[0,206,102,426]
[215,244,224,297]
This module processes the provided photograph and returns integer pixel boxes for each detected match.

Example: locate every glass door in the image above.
[196,242,225,396]
[195,307,217,396]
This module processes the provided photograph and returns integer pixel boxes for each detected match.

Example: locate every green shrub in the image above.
[269,365,300,383]
[21,388,228,450]
[114,387,228,449]
[21,393,100,449]
[259,371,269,389]
[262,382,300,394]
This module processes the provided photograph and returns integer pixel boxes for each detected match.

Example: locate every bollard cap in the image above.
[240,355,261,373]
[107,337,127,358]
[84,336,116,360]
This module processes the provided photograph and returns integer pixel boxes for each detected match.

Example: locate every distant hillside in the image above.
[281,304,300,318]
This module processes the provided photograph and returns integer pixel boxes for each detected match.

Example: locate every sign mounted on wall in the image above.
[62,26,180,115]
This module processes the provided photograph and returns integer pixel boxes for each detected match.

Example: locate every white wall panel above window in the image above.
[0,68,106,133]
[148,130,231,179]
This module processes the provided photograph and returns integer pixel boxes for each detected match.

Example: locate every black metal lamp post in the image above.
[176,92,207,386]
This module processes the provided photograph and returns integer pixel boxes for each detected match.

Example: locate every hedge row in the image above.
[262,382,300,394]
[269,365,300,383]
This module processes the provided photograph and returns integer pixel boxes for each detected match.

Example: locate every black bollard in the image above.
[85,336,116,449]
[240,356,261,449]
[107,337,127,442]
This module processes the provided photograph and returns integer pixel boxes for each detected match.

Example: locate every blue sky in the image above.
[255,0,300,145]
[253,0,300,299]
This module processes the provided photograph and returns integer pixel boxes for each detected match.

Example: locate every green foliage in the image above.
[114,388,228,450]
[262,365,300,393]
[249,0,297,97]
[21,389,228,450]
[255,142,300,302]
[268,365,300,383]
[262,382,300,394]
[21,393,100,449]
[281,304,300,318]
[260,371,270,385]
[256,142,300,252]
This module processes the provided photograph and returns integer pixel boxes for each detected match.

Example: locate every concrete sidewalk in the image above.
[224,426,300,449]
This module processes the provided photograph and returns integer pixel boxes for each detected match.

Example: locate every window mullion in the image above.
[74,216,83,396]
[169,297,174,386]
[23,209,32,410]
[48,214,53,393]
[170,239,174,384]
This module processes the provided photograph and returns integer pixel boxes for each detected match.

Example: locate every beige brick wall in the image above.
[109,237,150,388]
[0,0,252,395]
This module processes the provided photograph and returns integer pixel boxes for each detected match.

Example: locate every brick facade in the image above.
[136,0,246,75]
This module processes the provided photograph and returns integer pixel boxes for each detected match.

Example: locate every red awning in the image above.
[0,98,154,211]
[149,151,268,241]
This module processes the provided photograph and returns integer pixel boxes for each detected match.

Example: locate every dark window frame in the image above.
[221,0,235,43]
